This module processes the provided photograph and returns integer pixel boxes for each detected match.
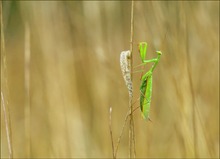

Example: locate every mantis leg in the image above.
[139,51,162,80]
[143,58,158,63]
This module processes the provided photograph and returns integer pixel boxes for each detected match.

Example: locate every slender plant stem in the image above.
[1,2,13,158]
[109,107,115,159]
[114,108,130,158]
[129,1,135,158]
[1,93,13,159]
[109,1,135,158]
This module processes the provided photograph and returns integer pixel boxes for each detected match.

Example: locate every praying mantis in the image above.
[138,42,162,120]
[120,42,162,121]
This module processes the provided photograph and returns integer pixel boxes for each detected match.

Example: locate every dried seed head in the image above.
[120,50,133,98]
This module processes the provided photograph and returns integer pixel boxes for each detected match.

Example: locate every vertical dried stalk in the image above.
[1,93,13,159]
[109,107,115,159]
[1,2,13,158]
[110,1,135,158]
[114,107,130,158]
[24,21,31,157]
[129,1,135,158]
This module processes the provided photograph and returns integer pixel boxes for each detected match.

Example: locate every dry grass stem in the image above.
[129,1,135,158]
[109,107,115,158]
[1,2,13,158]
[1,92,13,158]
[114,108,130,158]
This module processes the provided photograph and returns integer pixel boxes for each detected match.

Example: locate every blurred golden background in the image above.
[1,1,219,158]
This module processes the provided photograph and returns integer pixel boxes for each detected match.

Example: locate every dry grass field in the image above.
[1,1,219,158]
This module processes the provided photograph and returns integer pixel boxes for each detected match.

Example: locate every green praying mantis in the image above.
[138,42,162,120]
[120,42,162,121]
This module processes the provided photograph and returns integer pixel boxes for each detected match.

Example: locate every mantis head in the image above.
[156,50,162,55]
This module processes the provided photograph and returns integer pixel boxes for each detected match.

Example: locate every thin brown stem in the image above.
[1,2,13,158]
[112,1,135,158]
[129,1,135,158]
[114,103,139,158]
[114,108,130,158]
[1,93,13,158]
[109,107,115,159]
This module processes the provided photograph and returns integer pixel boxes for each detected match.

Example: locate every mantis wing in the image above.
[140,74,153,120]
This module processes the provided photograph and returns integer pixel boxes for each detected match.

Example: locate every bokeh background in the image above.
[1,1,219,158]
